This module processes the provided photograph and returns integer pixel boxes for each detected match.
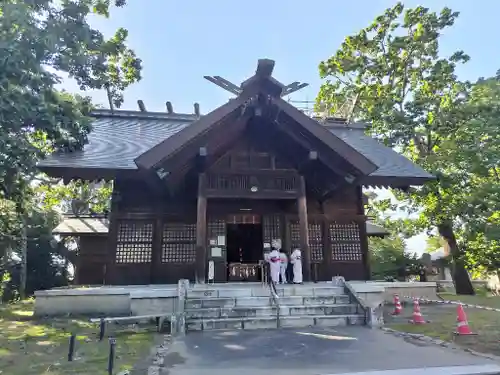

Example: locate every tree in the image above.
[0,0,141,298]
[0,0,142,201]
[317,3,478,294]
[1,208,69,302]
[369,235,419,280]
[441,77,500,274]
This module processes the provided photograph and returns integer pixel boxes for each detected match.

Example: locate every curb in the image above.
[147,334,172,375]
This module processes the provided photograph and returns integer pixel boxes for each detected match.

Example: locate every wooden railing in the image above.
[205,170,300,199]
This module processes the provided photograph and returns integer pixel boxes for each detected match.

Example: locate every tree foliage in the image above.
[316,3,497,294]
[0,0,142,201]
[369,235,420,280]
[0,0,139,300]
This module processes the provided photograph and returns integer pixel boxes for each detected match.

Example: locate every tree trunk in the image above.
[19,215,27,300]
[438,222,475,295]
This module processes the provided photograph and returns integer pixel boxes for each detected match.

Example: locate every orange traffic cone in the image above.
[454,304,476,335]
[391,294,402,315]
[409,299,426,324]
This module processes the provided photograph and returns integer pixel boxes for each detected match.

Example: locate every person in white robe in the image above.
[290,248,303,284]
[266,239,281,283]
[279,249,288,284]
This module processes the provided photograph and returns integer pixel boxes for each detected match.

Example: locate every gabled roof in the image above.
[133,61,378,177]
[39,111,433,186]
[39,59,433,187]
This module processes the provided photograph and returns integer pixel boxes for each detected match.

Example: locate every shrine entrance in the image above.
[226,221,264,282]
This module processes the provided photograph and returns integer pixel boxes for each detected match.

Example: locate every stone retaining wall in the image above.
[34,286,177,316]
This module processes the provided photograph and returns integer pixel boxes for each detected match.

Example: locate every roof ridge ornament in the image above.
[204,59,309,98]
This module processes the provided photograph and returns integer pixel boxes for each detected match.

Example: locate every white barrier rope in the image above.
[401,295,500,313]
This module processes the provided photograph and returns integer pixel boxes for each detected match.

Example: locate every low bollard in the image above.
[99,318,106,341]
[68,333,76,361]
[108,337,116,375]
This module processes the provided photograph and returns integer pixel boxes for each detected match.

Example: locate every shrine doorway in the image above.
[226,223,263,281]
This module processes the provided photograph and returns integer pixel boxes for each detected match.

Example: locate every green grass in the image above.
[0,300,159,375]
[386,293,500,356]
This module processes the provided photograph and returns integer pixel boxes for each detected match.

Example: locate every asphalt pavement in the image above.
[160,326,500,375]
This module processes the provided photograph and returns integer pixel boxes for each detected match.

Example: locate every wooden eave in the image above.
[360,175,436,189]
[38,165,141,183]
[134,93,252,170]
[270,97,378,177]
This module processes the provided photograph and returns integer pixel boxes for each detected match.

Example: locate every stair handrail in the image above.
[265,264,281,328]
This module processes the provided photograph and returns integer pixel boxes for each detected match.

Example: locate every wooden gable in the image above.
[133,59,378,186]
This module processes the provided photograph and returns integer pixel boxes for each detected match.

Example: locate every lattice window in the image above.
[289,221,301,250]
[263,215,282,246]
[162,223,196,263]
[289,221,324,262]
[329,222,362,261]
[208,219,226,238]
[115,221,153,264]
[309,222,324,263]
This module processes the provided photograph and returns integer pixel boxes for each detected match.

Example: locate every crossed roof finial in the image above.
[204,59,309,98]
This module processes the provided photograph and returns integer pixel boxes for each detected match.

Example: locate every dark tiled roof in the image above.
[329,126,433,180]
[53,217,109,235]
[39,109,433,182]
[38,109,195,169]
[366,221,389,236]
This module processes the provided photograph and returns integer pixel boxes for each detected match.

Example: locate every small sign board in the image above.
[211,247,222,257]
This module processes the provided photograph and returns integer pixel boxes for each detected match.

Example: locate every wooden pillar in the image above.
[105,191,120,285]
[297,176,311,281]
[356,186,370,280]
[195,173,208,283]
[150,215,163,284]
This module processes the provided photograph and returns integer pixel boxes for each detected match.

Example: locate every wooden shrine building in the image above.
[39,59,433,285]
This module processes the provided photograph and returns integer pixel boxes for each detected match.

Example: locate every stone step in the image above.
[186,314,365,331]
[185,304,360,319]
[187,286,345,299]
[185,294,351,309]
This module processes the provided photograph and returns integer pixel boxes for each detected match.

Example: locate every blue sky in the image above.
[60,0,500,255]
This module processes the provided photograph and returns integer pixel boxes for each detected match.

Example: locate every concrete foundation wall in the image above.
[349,281,438,307]
[35,293,131,316]
[369,281,439,302]
[34,286,178,317]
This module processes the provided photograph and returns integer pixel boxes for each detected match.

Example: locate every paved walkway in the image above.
[160,327,500,375]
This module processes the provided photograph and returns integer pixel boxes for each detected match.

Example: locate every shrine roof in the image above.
[38,109,432,186]
[328,125,433,186]
[38,109,195,170]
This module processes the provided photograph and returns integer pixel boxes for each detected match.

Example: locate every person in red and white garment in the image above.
[266,239,281,283]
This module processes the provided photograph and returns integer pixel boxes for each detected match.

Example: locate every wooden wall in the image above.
[93,157,368,285]
[76,236,107,285]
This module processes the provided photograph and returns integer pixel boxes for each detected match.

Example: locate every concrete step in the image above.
[187,285,345,299]
[186,314,365,331]
[185,304,360,319]
[185,295,351,309]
